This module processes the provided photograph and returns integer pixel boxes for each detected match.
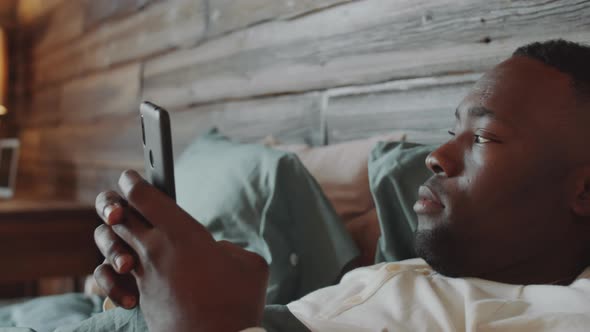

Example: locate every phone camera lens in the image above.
[141,115,146,146]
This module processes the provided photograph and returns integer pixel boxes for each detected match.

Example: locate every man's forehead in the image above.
[458,56,575,124]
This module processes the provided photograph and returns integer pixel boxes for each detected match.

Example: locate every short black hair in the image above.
[513,39,590,103]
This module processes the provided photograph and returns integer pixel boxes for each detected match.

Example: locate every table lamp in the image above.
[0,27,6,117]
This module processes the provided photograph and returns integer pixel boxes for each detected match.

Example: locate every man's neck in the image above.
[478,248,588,286]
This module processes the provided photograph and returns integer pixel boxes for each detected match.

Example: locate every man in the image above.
[90,39,590,331]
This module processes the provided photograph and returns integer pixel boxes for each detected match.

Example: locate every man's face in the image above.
[413,56,583,279]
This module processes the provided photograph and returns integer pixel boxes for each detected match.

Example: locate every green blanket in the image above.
[0,294,102,332]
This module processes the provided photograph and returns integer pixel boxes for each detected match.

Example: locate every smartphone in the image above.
[140,101,176,201]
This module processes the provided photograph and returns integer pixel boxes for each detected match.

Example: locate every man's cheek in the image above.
[459,165,517,213]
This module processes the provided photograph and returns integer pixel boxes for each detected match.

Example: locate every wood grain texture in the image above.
[17,120,143,203]
[170,92,324,152]
[16,162,132,203]
[32,0,85,52]
[17,84,62,128]
[324,73,481,144]
[18,0,590,206]
[0,0,16,26]
[0,1,16,17]
[19,117,144,169]
[16,92,323,201]
[207,0,353,37]
[84,0,155,29]
[18,62,140,128]
[17,0,64,25]
[31,0,358,87]
[18,92,322,170]
[143,0,590,109]
[34,0,206,87]
[61,63,141,122]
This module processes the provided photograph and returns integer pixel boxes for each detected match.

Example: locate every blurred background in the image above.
[0,0,587,299]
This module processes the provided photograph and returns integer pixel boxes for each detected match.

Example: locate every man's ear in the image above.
[571,168,590,217]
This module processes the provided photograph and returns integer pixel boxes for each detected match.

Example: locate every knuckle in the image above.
[96,190,119,206]
[93,263,107,277]
[140,235,163,262]
[95,226,127,260]
[141,241,159,261]
[95,225,114,245]
[94,224,109,244]
[96,190,123,219]
[93,264,113,292]
[95,191,108,205]
[111,224,133,245]
[107,242,126,261]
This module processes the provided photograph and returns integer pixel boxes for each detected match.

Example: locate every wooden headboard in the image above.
[12,0,590,203]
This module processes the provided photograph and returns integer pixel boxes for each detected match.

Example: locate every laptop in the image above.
[0,138,19,199]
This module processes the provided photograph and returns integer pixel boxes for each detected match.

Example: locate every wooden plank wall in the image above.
[15,0,590,203]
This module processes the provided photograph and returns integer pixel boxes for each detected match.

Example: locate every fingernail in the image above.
[115,255,127,271]
[104,203,119,218]
[104,203,122,224]
[122,296,136,308]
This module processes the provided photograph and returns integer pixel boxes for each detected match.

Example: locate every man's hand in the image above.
[94,189,140,309]
[93,170,269,332]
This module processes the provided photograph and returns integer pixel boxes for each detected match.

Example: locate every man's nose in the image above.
[425,143,462,177]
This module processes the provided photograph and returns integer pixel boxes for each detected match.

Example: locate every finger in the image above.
[94,225,136,274]
[96,190,126,226]
[94,263,139,309]
[118,170,213,241]
[109,208,153,258]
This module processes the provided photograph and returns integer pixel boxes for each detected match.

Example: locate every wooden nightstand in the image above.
[0,200,102,297]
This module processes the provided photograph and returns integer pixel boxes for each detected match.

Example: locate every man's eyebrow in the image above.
[454,106,496,120]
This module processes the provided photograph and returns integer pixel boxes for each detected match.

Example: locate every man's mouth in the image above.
[413,185,445,215]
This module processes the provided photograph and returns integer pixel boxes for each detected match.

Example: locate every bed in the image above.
[0,71,473,331]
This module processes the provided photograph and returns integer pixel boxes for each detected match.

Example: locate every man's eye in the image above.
[474,135,492,144]
[449,131,496,144]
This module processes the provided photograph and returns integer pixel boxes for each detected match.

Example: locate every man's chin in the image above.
[416,214,444,232]
[414,227,464,278]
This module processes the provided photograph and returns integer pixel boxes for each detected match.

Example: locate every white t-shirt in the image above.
[283,258,590,332]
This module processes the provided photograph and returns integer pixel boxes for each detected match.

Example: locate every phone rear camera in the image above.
[141,115,146,146]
